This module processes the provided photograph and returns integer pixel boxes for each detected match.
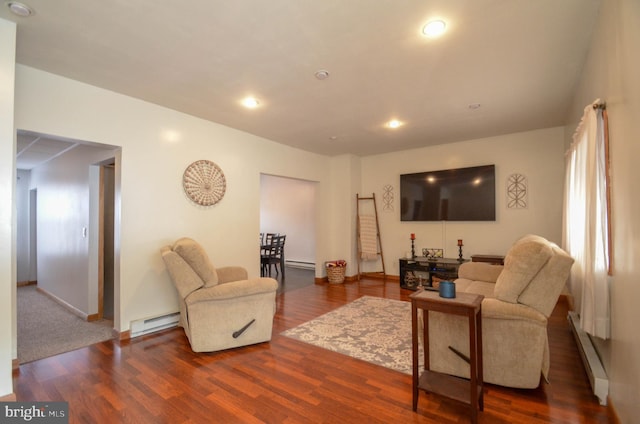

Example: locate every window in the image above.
[563,100,612,339]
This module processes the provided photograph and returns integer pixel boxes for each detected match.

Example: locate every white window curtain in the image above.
[563,99,611,339]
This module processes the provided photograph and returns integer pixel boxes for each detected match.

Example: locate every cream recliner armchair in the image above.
[161,237,278,352]
[426,235,574,388]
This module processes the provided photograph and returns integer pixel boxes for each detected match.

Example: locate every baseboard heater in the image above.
[285,260,315,270]
[130,312,180,338]
[568,311,608,405]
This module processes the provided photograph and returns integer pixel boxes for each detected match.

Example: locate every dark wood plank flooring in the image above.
[13,274,616,423]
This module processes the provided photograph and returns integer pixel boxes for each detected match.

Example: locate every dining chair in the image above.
[260,232,279,258]
[264,233,278,246]
[261,235,286,278]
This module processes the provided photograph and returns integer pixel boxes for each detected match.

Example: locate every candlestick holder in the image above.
[458,244,464,262]
[411,239,416,259]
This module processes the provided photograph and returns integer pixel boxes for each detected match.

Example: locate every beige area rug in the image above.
[17,285,115,364]
[282,296,422,374]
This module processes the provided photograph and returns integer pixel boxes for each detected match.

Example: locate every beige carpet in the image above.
[17,285,114,364]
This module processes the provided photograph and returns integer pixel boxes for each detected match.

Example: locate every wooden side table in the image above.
[410,289,484,423]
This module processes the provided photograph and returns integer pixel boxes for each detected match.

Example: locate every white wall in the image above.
[29,144,117,314]
[361,127,566,276]
[329,154,362,277]
[260,174,316,265]
[565,0,640,420]
[13,65,336,335]
[15,169,30,283]
[0,17,16,398]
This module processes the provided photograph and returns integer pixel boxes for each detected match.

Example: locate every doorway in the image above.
[99,161,115,320]
[260,174,317,292]
[15,130,121,362]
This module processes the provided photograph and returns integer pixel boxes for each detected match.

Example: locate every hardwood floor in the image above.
[12,276,616,423]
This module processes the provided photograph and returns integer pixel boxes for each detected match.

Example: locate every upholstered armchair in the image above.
[161,237,278,352]
[426,235,574,389]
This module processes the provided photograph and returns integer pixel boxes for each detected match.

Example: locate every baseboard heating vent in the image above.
[285,260,315,270]
[568,311,608,405]
[130,312,180,338]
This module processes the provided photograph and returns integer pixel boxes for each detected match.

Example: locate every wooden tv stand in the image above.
[399,258,468,290]
[470,254,504,265]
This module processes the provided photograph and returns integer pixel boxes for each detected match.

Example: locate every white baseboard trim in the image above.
[36,286,88,320]
[285,260,315,270]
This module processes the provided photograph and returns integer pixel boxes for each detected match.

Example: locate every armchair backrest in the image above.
[494,235,574,317]
[171,238,219,287]
[161,238,221,299]
[161,246,205,299]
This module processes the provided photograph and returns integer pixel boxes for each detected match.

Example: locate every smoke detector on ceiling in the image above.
[314,70,330,80]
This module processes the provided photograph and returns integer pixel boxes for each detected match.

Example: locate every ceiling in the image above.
[15,132,78,170]
[4,0,601,164]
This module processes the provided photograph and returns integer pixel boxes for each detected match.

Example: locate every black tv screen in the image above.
[400,165,496,221]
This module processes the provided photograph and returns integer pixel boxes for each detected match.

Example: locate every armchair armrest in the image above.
[481,298,547,325]
[186,277,278,304]
[458,262,503,283]
[216,266,249,283]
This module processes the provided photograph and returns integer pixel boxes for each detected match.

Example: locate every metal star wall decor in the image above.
[506,173,528,209]
[382,184,394,212]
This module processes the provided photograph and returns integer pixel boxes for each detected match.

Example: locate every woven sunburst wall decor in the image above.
[182,160,226,206]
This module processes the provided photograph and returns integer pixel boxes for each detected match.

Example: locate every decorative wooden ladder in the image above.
[356,193,386,280]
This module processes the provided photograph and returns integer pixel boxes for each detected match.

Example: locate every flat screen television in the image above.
[400,164,496,221]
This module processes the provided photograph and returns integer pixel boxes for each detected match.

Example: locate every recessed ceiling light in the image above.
[241,97,260,109]
[6,1,34,17]
[387,119,403,129]
[422,20,446,38]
